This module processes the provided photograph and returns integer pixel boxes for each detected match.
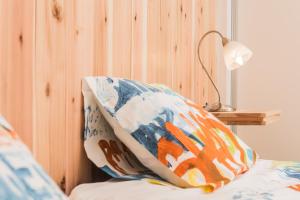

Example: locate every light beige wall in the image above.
[234,0,300,161]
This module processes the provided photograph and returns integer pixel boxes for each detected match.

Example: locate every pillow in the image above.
[0,116,67,199]
[82,82,154,179]
[83,77,257,192]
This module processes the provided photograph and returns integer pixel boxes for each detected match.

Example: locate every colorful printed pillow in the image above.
[82,82,154,179]
[83,77,257,192]
[0,116,67,199]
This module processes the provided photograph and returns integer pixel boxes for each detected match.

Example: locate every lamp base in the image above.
[204,103,236,112]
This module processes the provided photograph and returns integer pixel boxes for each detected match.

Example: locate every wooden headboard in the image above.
[0,0,217,194]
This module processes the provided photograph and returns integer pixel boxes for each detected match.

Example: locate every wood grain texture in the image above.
[132,0,148,81]
[193,0,216,105]
[211,110,281,125]
[0,0,35,148]
[207,0,217,104]
[0,0,217,194]
[159,0,177,88]
[173,0,193,98]
[146,0,162,84]
[112,0,132,78]
[94,0,112,75]
[34,0,67,188]
[64,0,95,193]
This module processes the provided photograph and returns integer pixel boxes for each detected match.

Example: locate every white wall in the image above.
[234,0,300,161]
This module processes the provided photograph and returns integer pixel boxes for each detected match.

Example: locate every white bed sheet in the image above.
[70,160,300,200]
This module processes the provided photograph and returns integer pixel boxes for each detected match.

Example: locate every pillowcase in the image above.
[82,82,154,179]
[0,116,67,199]
[83,76,257,192]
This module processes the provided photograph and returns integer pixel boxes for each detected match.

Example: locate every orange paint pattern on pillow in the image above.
[289,184,300,191]
[155,100,255,190]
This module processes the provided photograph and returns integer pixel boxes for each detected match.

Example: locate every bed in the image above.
[68,77,300,200]
[1,76,300,200]
[69,159,300,200]
[1,1,299,199]
[1,75,299,200]
[2,107,300,200]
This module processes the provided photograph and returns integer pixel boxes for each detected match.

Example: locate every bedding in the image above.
[70,159,300,200]
[82,76,257,191]
[0,116,67,200]
[83,80,155,179]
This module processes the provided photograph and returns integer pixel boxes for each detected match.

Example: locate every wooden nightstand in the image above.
[211,110,281,125]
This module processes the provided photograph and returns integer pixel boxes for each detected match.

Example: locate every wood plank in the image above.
[158,0,177,88]
[64,0,94,194]
[193,0,206,105]
[193,0,216,105]
[131,0,147,82]
[211,110,281,125]
[146,0,177,87]
[173,0,193,99]
[94,0,113,76]
[207,0,217,105]
[34,0,66,188]
[212,110,281,118]
[219,118,280,126]
[146,0,162,84]
[0,0,35,149]
[112,0,132,78]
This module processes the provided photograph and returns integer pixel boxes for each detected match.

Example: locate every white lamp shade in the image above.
[223,41,253,70]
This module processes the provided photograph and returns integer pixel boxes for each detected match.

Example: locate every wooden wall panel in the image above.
[94,0,111,75]
[132,0,148,81]
[160,0,177,87]
[34,0,67,187]
[0,0,35,148]
[0,0,217,194]
[146,0,162,84]
[64,0,95,193]
[112,0,132,78]
[147,0,177,87]
[193,0,216,105]
[173,0,194,98]
[207,0,217,104]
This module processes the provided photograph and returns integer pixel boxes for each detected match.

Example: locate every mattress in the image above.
[70,159,300,200]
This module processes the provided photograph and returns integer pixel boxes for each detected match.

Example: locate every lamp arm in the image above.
[197,30,225,110]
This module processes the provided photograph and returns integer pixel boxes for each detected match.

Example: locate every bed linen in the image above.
[83,77,256,191]
[0,116,67,200]
[70,159,300,200]
[83,81,154,179]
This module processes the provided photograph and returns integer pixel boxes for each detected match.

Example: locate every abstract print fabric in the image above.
[83,76,257,192]
[83,82,155,179]
[0,116,67,200]
[70,159,300,200]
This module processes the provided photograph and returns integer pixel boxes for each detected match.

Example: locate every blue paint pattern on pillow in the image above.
[0,116,66,200]
[113,79,160,112]
[83,76,258,190]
